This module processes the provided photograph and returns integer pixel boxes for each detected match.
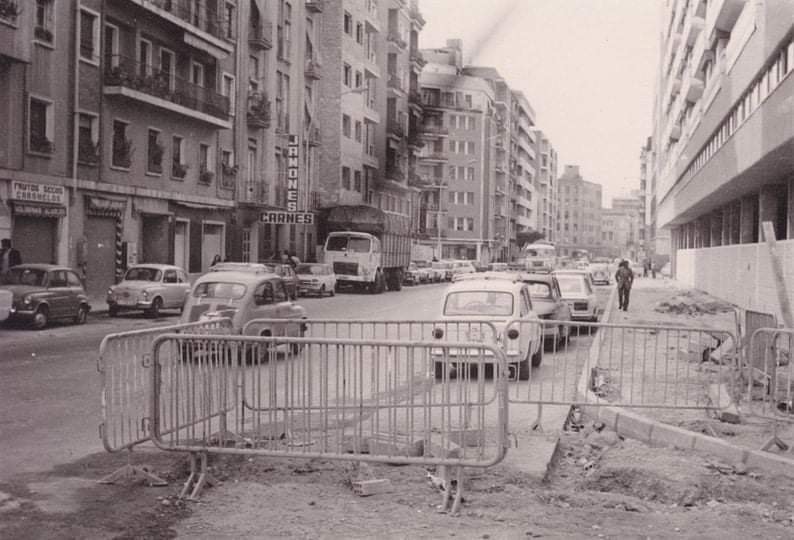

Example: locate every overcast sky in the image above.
[419,0,661,207]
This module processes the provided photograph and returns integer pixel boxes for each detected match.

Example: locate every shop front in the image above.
[83,194,126,299]
[170,201,233,276]
[7,181,67,265]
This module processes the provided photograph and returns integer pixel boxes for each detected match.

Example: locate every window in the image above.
[28,97,53,154]
[225,2,235,39]
[341,114,352,137]
[79,9,99,62]
[112,120,131,168]
[467,117,475,130]
[222,73,235,111]
[191,61,204,87]
[342,166,351,190]
[354,170,362,192]
[344,11,353,35]
[248,142,258,185]
[172,135,186,178]
[343,63,352,87]
[466,192,474,205]
[147,129,163,174]
[356,22,364,44]
[449,166,457,180]
[35,0,54,45]
[138,38,152,77]
[160,48,175,91]
[104,24,119,68]
[249,55,260,91]
[199,143,210,172]
[467,167,475,180]
[354,120,362,142]
[355,70,363,89]
[77,113,98,164]
[466,141,475,154]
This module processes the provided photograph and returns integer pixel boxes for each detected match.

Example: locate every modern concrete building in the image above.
[556,165,603,257]
[652,0,794,314]
[600,208,639,260]
[508,90,538,243]
[534,129,558,243]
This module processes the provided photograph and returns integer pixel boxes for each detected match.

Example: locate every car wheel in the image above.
[330,285,335,297]
[108,305,119,317]
[320,284,326,297]
[517,359,531,380]
[531,349,542,368]
[74,305,88,325]
[146,297,162,318]
[32,306,49,330]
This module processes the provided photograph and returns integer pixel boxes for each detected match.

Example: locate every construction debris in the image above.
[707,384,742,424]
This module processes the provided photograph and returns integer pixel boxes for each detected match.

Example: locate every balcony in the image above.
[124,0,233,56]
[306,0,323,12]
[387,30,408,50]
[384,165,406,182]
[407,131,424,149]
[684,14,705,45]
[364,52,381,79]
[409,3,426,26]
[304,58,322,80]
[408,173,428,188]
[408,90,422,111]
[104,55,231,128]
[425,228,447,238]
[363,102,380,124]
[220,163,238,189]
[418,149,447,163]
[706,0,746,36]
[247,92,271,128]
[409,50,426,71]
[669,124,682,142]
[387,74,405,95]
[249,21,273,50]
[419,123,449,138]
[387,118,405,139]
[685,78,704,103]
[308,127,321,147]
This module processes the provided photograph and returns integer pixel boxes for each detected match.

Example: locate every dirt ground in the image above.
[5,279,794,538]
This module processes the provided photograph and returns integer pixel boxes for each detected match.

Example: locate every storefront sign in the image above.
[286,135,299,212]
[11,181,66,205]
[86,195,126,216]
[12,202,67,218]
[260,211,314,225]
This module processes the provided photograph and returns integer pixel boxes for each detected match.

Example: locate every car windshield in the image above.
[557,276,587,295]
[192,282,247,300]
[296,264,325,275]
[124,267,162,281]
[414,261,430,268]
[4,268,46,286]
[444,290,514,317]
[432,262,452,270]
[326,235,371,253]
[526,282,553,299]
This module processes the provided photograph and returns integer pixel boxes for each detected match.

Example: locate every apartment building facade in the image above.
[652,0,794,314]
[600,208,640,260]
[556,165,602,257]
[508,90,537,253]
[534,129,558,243]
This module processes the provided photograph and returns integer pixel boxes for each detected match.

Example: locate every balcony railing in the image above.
[387,119,405,138]
[249,20,273,49]
[136,0,230,41]
[247,91,271,128]
[409,50,426,67]
[221,163,238,189]
[409,90,422,106]
[406,132,423,148]
[387,30,407,49]
[308,127,321,147]
[387,74,404,93]
[0,0,20,23]
[304,58,322,80]
[420,123,449,136]
[419,151,447,161]
[104,55,230,121]
[385,166,405,182]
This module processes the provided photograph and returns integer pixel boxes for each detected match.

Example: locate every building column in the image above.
[721,204,731,246]
[740,196,757,244]
[670,226,679,277]
[710,211,722,247]
[759,184,781,240]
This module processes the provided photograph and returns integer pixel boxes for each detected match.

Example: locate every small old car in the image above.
[588,263,611,286]
[434,275,542,380]
[107,264,190,317]
[209,262,299,300]
[518,273,573,346]
[180,270,306,335]
[0,288,11,322]
[2,264,90,329]
[432,260,455,281]
[295,263,337,297]
[553,270,600,322]
[415,260,441,282]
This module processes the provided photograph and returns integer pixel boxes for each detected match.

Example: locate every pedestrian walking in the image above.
[0,238,22,277]
[289,252,301,268]
[615,260,634,312]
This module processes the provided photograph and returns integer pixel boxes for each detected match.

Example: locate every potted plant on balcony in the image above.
[0,0,20,21]
[221,163,238,188]
[34,26,53,43]
[78,138,100,164]
[172,159,188,179]
[112,138,134,168]
[30,134,54,154]
[149,141,164,173]
[199,167,214,184]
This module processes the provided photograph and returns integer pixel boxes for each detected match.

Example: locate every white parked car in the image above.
[107,264,191,317]
[434,276,543,380]
[452,260,477,277]
[0,288,12,322]
[553,270,599,322]
[295,263,337,297]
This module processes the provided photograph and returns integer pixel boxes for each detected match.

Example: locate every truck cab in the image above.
[323,231,385,293]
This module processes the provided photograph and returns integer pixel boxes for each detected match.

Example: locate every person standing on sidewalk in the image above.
[615,260,634,312]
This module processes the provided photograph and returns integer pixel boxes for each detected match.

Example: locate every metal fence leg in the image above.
[449,467,464,515]
[98,449,167,486]
[179,453,198,500]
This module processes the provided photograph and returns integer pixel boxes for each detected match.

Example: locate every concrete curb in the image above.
[579,284,794,477]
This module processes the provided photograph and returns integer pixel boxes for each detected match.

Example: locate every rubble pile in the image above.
[654,292,734,316]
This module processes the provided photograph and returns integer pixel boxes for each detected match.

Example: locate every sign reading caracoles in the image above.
[286,134,299,212]
[260,211,314,225]
[10,181,66,205]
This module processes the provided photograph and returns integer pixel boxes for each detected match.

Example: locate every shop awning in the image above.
[172,201,234,211]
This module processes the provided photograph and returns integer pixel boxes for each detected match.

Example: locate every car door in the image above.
[46,270,71,319]
[177,270,190,307]
[66,271,86,313]
[162,269,179,308]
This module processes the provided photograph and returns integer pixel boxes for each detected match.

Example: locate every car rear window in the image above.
[4,268,46,286]
[526,282,552,299]
[296,264,325,275]
[443,291,514,317]
[192,282,247,300]
[125,267,162,281]
[556,276,587,295]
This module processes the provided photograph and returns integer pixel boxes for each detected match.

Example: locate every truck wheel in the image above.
[389,270,403,291]
[369,271,384,294]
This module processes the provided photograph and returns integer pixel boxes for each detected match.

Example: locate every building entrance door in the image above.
[85,216,117,298]
[13,216,57,264]
[174,220,189,270]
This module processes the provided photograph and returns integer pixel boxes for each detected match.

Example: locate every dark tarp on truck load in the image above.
[321,205,411,236]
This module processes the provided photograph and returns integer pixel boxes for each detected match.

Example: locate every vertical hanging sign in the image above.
[286,135,300,211]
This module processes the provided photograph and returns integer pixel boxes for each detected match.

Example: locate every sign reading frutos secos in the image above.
[11,181,66,205]
[260,134,314,225]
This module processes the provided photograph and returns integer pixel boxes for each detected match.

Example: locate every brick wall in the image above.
[677,240,794,320]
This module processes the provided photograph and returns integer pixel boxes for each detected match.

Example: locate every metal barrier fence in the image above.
[97,319,234,484]
[149,334,509,506]
[503,319,739,412]
[744,328,794,451]
[242,318,499,345]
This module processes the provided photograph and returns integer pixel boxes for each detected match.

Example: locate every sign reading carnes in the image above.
[260,211,314,225]
[10,181,66,205]
[286,134,299,212]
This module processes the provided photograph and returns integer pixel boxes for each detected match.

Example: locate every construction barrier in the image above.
[97,319,233,484]
[503,319,739,412]
[743,328,794,451]
[149,334,509,506]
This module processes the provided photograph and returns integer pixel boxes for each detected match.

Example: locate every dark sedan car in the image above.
[1,264,90,329]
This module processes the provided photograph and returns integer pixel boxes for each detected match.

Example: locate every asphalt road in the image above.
[0,284,446,482]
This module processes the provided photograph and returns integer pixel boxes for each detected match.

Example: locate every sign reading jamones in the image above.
[286,135,299,212]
